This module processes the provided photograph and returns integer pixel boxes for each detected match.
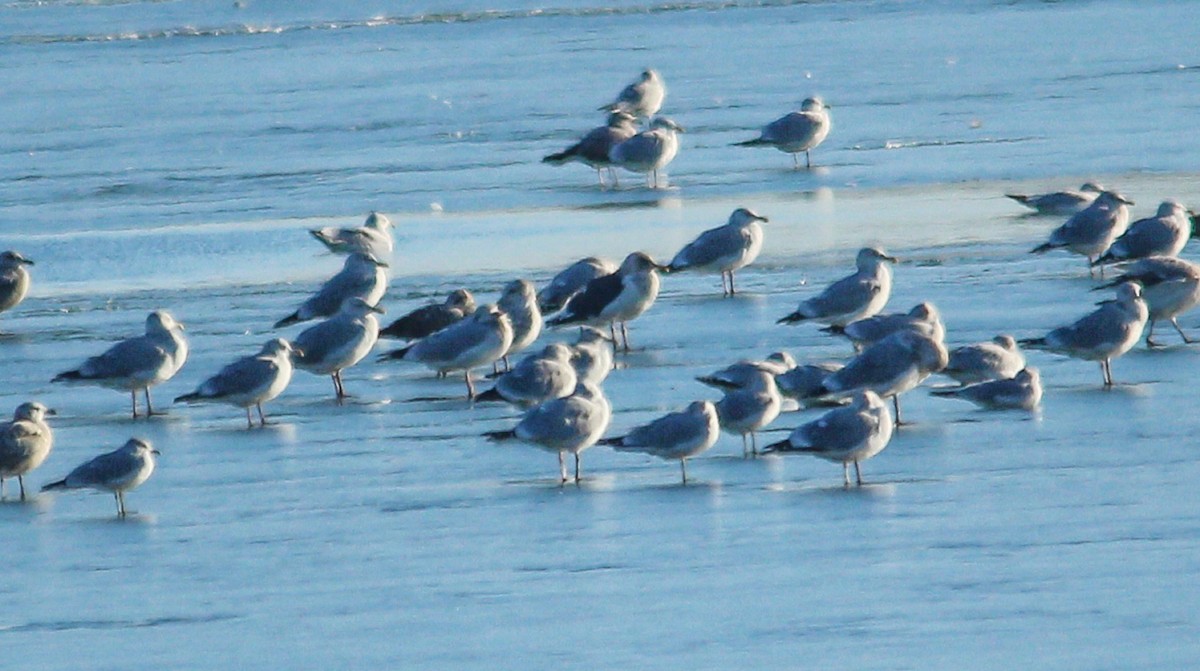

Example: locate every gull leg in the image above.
[805,150,812,169]
[246,407,254,429]
[116,492,125,517]
[855,461,864,486]
[331,373,343,403]
[728,270,737,296]
[130,390,139,419]
[792,153,800,169]
[145,388,156,416]
[465,371,476,400]
[1170,317,1195,344]
[1,477,5,499]
[558,451,567,484]
[892,395,904,426]
[503,355,511,373]
[596,168,605,188]
[1145,319,1161,347]
[18,475,26,501]
[680,459,688,485]
[750,431,758,457]
[1101,359,1113,387]
[609,322,619,350]
[741,433,750,458]
[842,463,850,487]
[620,322,631,352]
[574,453,582,483]
[610,168,620,188]
[257,403,268,427]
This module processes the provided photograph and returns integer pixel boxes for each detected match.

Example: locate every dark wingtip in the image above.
[1029,243,1054,255]
[777,312,802,325]
[474,387,504,403]
[760,438,791,454]
[378,345,413,362]
[820,324,846,335]
[41,479,67,491]
[174,393,199,404]
[51,370,82,383]
[274,313,301,329]
[484,429,516,442]
[597,437,624,447]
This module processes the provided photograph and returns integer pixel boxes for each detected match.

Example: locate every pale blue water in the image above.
[2,1,1200,668]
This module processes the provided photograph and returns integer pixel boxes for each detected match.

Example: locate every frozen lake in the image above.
[2,0,1200,668]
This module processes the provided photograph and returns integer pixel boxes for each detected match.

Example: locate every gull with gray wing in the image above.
[667,208,768,295]
[293,297,383,401]
[275,252,388,328]
[310,211,394,259]
[42,438,158,517]
[778,247,896,327]
[600,400,720,484]
[763,390,894,487]
[175,338,299,427]
[0,401,55,501]
[1020,282,1147,386]
[735,97,832,169]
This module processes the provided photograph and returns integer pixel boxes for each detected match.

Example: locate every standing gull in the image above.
[570,326,614,385]
[0,401,55,500]
[735,97,832,169]
[475,343,578,406]
[696,352,796,390]
[667,208,769,295]
[816,329,949,425]
[538,257,617,314]
[1030,190,1133,275]
[0,251,34,328]
[42,438,158,518]
[1006,182,1105,215]
[608,117,684,189]
[823,301,945,351]
[542,111,639,188]
[293,297,383,402]
[275,252,388,328]
[310,211,394,259]
[53,311,188,419]
[175,338,299,427]
[942,335,1026,385]
[380,289,476,341]
[1096,257,1200,346]
[1093,200,1191,267]
[600,400,720,484]
[763,390,894,487]
[778,247,897,327]
[1020,282,1148,387]
[931,367,1043,411]
[485,381,611,483]
[599,69,666,119]
[496,279,543,371]
[715,368,782,457]
[546,252,665,351]
[383,304,514,399]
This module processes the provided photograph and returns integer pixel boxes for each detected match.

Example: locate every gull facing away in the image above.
[542,111,639,187]
[275,252,388,328]
[608,117,684,189]
[175,338,299,427]
[0,401,55,500]
[823,301,945,351]
[310,211,394,259]
[1020,282,1148,387]
[1093,200,1191,267]
[599,69,666,119]
[380,289,476,341]
[538,257,617,314]
[570,326,615,386]
[546,252,665,351]
[382,304,514,399]
[735,97,832,169]
[496,279,543,370]
[293,297,383,402]
[42,438,158,518]
[716,368,782,457]
[485,381,611,483]
[53,311,188,419]
[667,208,769,295]
[817,329,949,425]
[931,367,1043,411]
[1030,190,1134,275]
[942,335,1026,385]
[1006,181,1104,215]
[778,247,897,327]
[1096,257,1200,346]
[763,390,894,487]
[600,400,720,484]
[696,352,796,390]
[475,343,578,406]
[0,250,34,327]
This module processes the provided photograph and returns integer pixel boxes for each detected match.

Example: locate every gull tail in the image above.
[1018,337,1047,349]
[545,313,579,328]
[1091,252,1116,267]
[309,229,339,251]
[41,478,68,492]
[51,370,84,384]
[929,388,963,398]
[484,429,516,442]
[274,312,302,329]
[819,324,847,335]
[378,345,413,362]
[596,437,625,447]
[1005,194,1034,206]
[542,150,574,165]
[1029,243,1056,255]
[760,438,798,454]
[174,392,202,404]
[777,311,807,325]
[695,375,739,390]
[473,387,505,403]
[734,137,768,147]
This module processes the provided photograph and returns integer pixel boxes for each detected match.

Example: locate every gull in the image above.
[1006,181,1105,215]
[275,253,388,328]
[942,335,1026,385]
[696,352,796,390]
[931,367,1043,411]
[485,381,611,483]
[599,69,666,119]
[309,211,394,258]
[735,97,832,169]
[293,297,383,401]
[175,338,299,427]
[380,289,476,341]
[475,343,578,406]
[778,247,897,327]
[1020,282,1148,387]
[0,250,34,327]
[1093,200,1190,267]
[816,329,949,424]
[538,257,617,314]
[570,326,614,385]
[608,117,684,189]
[715,368,782,457]
[1096,257,1200,346]
[542,111,639,187]
[0,401,55,501]
[546,252,665,351]
[382,304,513,399]
[600,400,720,484]
[53,311,188,419]
[775,362,844,402]
[1030,190,1134,275]
[42,438,158,517]
[667,208,769,295]
[823,301,945,351]
[496,279,542,370]
[763,390,894,487]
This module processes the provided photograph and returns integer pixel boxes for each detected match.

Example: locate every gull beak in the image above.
[370,304,386,315]
[21,257,34,266]
[151,449,162,455]
[46,408,58,416]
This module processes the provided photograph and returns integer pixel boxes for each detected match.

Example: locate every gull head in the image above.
[620,251,667,274]
[730,207,769,226]
[147,310,184,334]
[801,96,830,112]
[649,117,685,133]
[0,250,33,267]
[14,401,55,422]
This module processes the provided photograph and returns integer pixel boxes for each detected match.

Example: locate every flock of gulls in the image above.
[3,69,1199,516]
